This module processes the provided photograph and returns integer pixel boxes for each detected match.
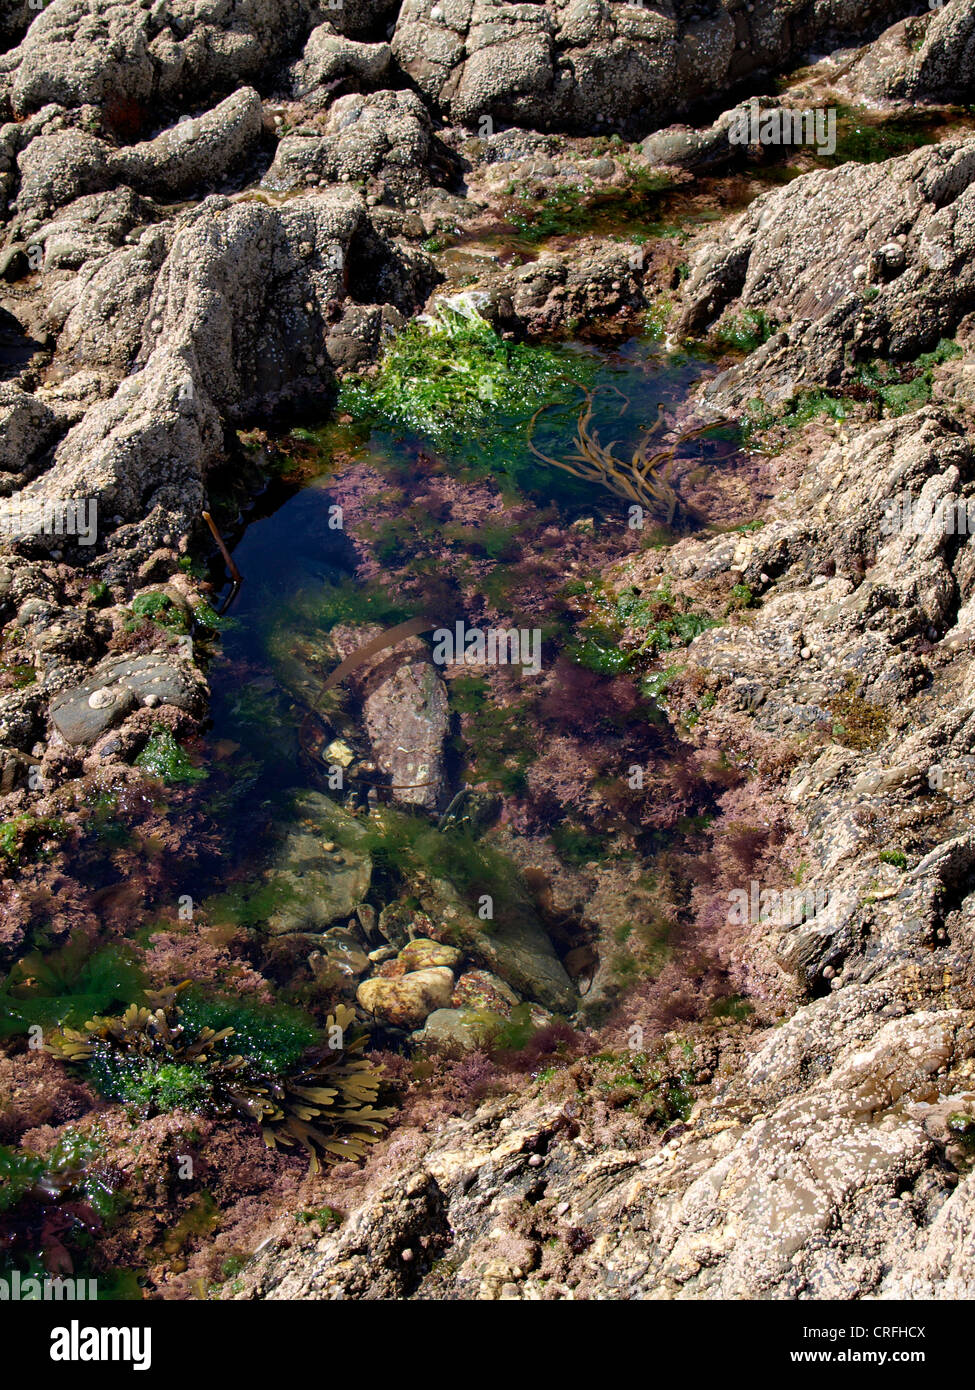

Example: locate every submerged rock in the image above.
[419,876,575,1014]
[264,790,372,935]
[413,1006,494,1051]
[330,625,450,811]
[357,965,455,1028]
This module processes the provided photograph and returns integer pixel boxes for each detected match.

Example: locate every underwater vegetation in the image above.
[46,986,393,1173]
[135,731,208,785]
[527,388,725,524]
[338,300,585,446]
[0,1128,119,1276]
[0,935,147,1039]
[567,578,718,680]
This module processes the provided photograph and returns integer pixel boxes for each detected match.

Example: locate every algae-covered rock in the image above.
[356,966,454,1028]
[265,791,372,935]
[419,876,575,1015]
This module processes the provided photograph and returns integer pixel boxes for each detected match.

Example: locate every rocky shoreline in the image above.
[3,0,975,1302]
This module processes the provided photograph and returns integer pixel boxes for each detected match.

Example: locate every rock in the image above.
[413,1007,494,1051]
[262,90,434,198]
[677,134,975,411]
[309,926,371,993]
[356,966,455,1028]
[1,0,322,117]
[0,384,64,495]
[395,938,463,973]
[329,624,450,811]
[113,88,266,199]
[49,651,204,745]
[838,1,975,105]
[640,121,733,170]
[265,790,373,935]
[16,89,264,227]
[289,23,392,106]
[390,0,915,136]
[452,968,520,1015]
[21,187,434,556]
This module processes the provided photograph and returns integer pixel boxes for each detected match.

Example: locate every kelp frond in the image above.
[528,387,723,524]
[47,991,392,1174]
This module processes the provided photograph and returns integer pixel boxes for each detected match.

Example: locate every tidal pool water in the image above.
[201,333,748,870]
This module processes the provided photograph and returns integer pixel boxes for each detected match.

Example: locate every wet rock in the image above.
[377,900,429,947]
[641,121,734,170]
[265,790,372,935]
[356,965,455,1028]
[49,651,204,746]
[50,680,135,745]
[309,926,371,993]
[395,938,462,973]
[452,968,520,1015]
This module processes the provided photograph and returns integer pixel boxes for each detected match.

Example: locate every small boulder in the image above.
[357,966,454,1028]
[396,937,462,973]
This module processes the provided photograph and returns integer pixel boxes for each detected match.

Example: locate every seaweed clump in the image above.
[46,987,392,1173]
[0,1129,119,1276]
[338,298,577,445]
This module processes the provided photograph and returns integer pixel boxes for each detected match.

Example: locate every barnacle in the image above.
[47,990,392,1174]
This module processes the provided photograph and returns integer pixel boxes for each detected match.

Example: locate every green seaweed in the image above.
[135,731,208,785]
[0,935,147,1039]
[338,301,583,448]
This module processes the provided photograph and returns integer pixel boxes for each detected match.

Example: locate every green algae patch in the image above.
[338,301,580,446]
[568,578,718,677]
[0,813,69,871]
[135,731,208,784]
[179,992,320,1075]
[712,309,777,355]
[854,338,963,416]
[0,935,147,1038]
